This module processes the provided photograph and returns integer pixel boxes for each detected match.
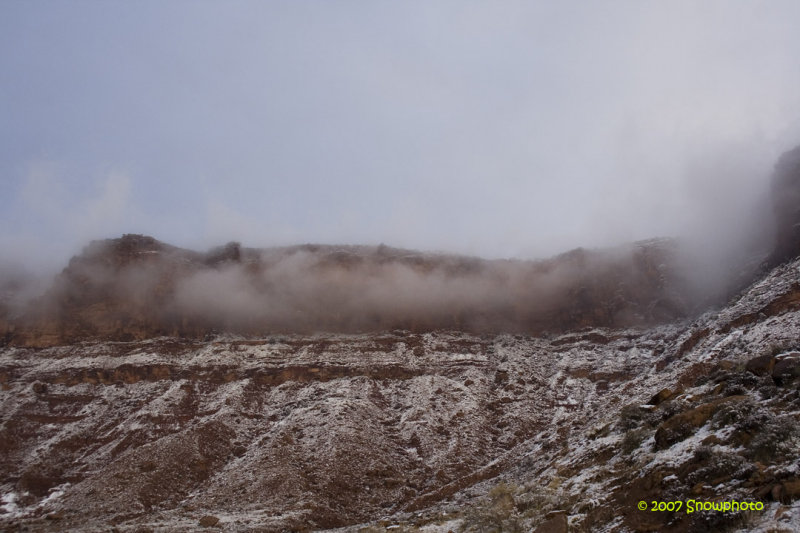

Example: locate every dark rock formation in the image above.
[203,241,241,267]
[768,144,800,265]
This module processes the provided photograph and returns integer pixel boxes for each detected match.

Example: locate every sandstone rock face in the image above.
[649,386,681,406]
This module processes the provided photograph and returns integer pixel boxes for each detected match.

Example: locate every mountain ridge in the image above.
[5,234,696,347]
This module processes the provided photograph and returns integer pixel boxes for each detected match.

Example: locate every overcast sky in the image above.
[2,1,800,270]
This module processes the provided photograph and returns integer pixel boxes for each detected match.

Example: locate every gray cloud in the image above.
[0,1,798,274]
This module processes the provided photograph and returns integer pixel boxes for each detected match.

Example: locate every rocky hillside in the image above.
[0,250,799,532]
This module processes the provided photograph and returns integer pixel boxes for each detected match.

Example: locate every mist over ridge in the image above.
[0,233,760,346]
[2,1,800,343]
[3,137,800,346]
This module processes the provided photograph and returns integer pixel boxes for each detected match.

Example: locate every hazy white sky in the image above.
[2,1,800,269]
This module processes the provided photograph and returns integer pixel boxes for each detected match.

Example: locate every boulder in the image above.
[649,387,682,406]
[535,510,568,533]
[745,354,775,376]
[198,515,220,527]
[772,352,800,385]
[782,478,800,501]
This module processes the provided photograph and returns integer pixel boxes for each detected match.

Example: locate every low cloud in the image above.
[10,235,715,342]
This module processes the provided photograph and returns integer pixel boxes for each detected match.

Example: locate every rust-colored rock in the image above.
[535,510,568,533]
[198,515,220,527]
[745,354,776,376]
[649,387,682,406]
[782,479,800,501]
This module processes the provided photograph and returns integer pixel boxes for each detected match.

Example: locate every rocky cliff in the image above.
[769,144,800,266]
[9,234,693,348]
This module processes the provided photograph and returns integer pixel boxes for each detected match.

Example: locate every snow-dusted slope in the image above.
[1,260,800,532]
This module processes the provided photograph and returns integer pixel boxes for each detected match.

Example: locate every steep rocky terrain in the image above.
[2,147,800,532]
[769,144,800,267]
[0,253,799,532]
